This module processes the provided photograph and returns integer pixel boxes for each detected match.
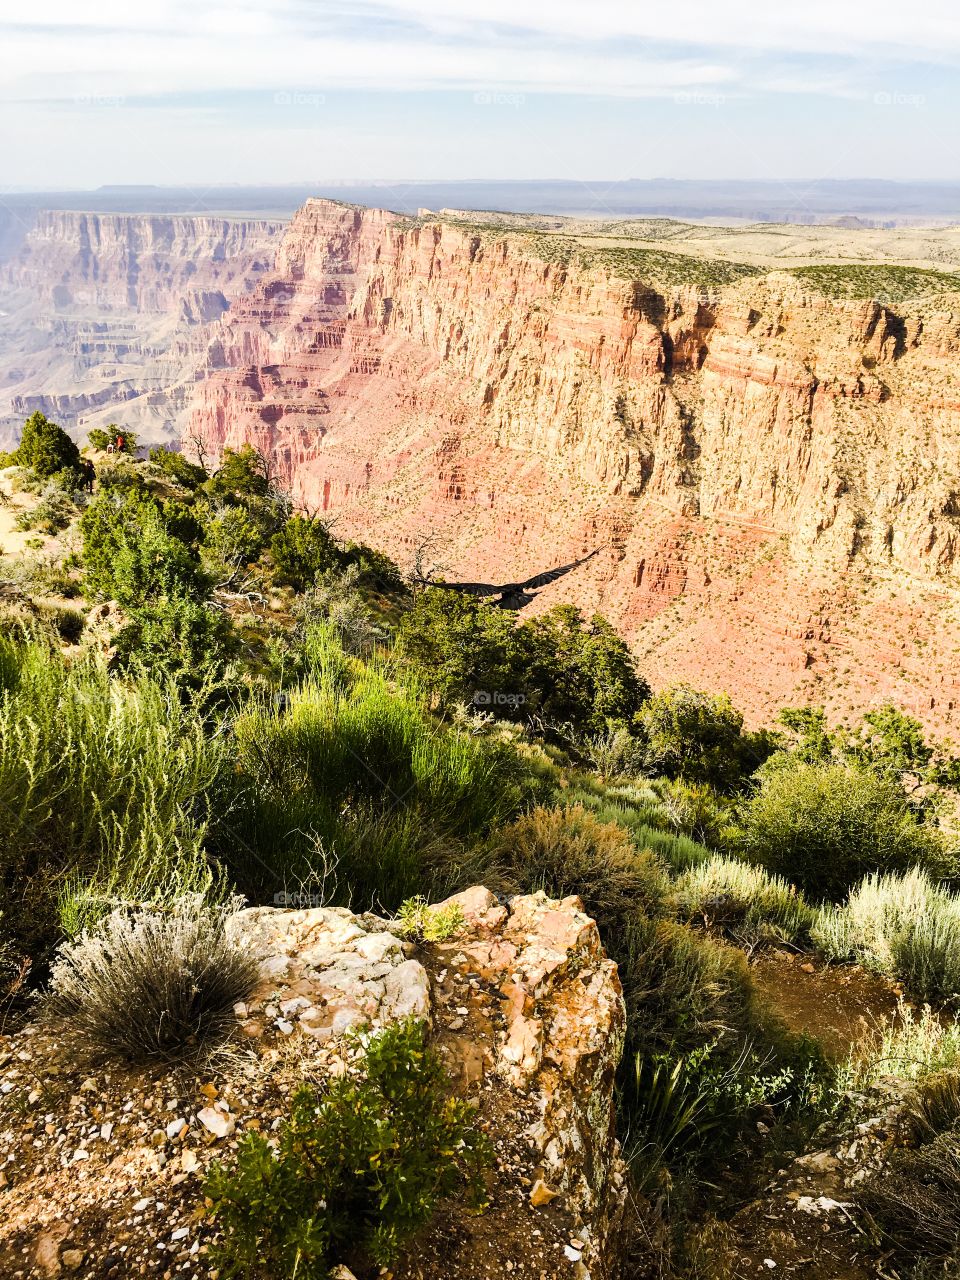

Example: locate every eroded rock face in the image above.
[0,889,627,1279]
[190,199,960,734]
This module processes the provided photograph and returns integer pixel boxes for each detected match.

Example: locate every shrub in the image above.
[201,502,275,576]
[738,761,944,901]
[11,412,81,480]
[217,637,528,906]
[111,590,236,687]
[581,722,647,780]
[398,588,521,711]
[814,869,960,1002]
[625,1041,795,1189]
[205,1018,491,1277]
[496,805,670,927]
[399,593,648,734]
[394,896,465,943]
[848,1004,960,1093]
[859,1129,960,1262]
[270,514,339,592]
[673,856,814,945]
[206,444,270,499]
[148,444,208,489]
[907,1071,960,1142]
[638,685,773,790]
[521,604,650,733]
[13,484,79,535]
[46,896,257,1062]
[654,777,737,850]
[87,425,136,455]
[80,487,204,605]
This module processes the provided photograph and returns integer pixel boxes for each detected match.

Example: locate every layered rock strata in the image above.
[190,199,960,732]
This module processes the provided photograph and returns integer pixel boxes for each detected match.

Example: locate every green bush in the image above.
[625,1041,795,1190]
[521,604,650,733]
[46,895,256,1063]
[738,761,944,901]
[496,804,670,927]
[205,1018,491,1277]
[11,412,81,480]
[270,514,339,591]
[13,484,79,535]
[87,425,137,455]
[398,588,521,710]
[673,855,814,945]
[148,444,208,489]
[617,914,758,1057]
[111,590,236,687]
[638,685,773,790]
[399,592,648,734]
[206,444,270,499]
[814,869,960,1002]
[80,487,204,605]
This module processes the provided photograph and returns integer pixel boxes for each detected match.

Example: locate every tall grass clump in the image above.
[0,640,223,960]
[218,635,529,908]
[673,856,814,945]
[495,805,670,928]
[814,869,960,1003]
[617,914,759,1057]
[845,1003,960,1093]
[46,895,258,1063]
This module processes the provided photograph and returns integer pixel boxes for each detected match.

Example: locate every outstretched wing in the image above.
[418,547,602,597]
[514,547,602,592]
[416,578,506,597]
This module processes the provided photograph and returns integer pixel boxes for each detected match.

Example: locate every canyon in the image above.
[0,210,284,448]
[190,198,960,734]
[3,198,960,732]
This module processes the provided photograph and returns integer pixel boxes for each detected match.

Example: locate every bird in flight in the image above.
[415,548,602,610]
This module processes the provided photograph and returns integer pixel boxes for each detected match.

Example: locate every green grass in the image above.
[216,638,530,909]
[0,639,222,961]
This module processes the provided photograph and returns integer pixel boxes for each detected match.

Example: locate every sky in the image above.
[1,0,959,190]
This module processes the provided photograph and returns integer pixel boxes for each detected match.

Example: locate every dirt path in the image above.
[750,951,903,1060]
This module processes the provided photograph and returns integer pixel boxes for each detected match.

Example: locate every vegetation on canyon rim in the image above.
[3,413,960,1275]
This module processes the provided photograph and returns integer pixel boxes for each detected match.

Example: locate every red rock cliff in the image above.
[190,199,960,733]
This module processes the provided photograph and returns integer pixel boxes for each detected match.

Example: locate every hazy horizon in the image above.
[2,2,958,193]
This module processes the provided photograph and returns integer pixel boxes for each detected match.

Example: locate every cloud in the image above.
[1,0,955,108]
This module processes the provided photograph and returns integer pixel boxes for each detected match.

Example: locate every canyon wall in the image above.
[189,198,960,731]
[0,211,284,447]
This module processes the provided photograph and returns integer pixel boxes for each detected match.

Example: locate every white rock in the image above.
[166,1118,187,1140]
[197,1107,235,1138]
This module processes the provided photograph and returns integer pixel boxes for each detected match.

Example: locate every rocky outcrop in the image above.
[0,888,626,1279]
[190,199,960,733]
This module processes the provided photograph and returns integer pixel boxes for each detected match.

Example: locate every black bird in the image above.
[417,548,602,610]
